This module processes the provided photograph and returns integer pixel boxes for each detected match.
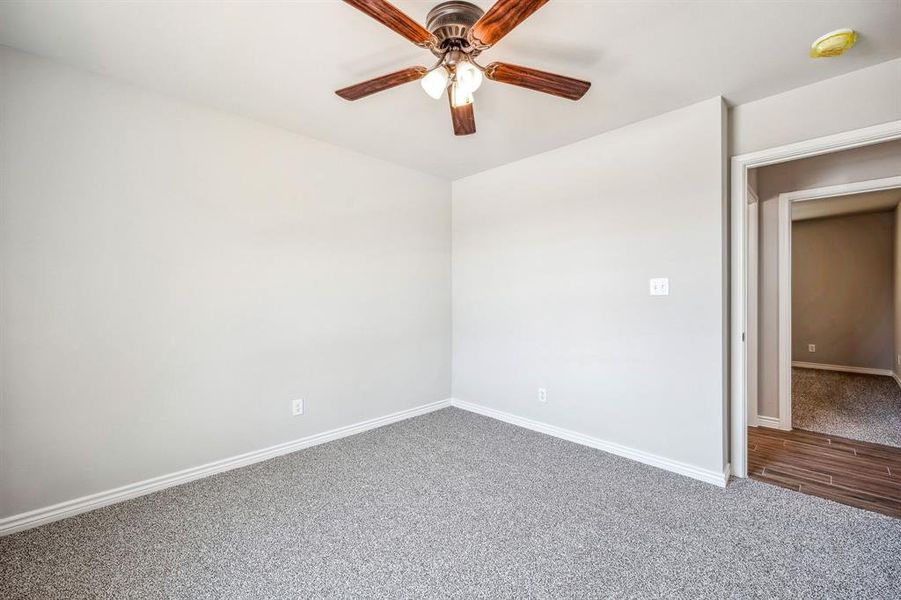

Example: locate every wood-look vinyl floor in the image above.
[748,426,901,518]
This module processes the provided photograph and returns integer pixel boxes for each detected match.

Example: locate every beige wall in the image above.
[452,98,728,478]
[752,140,901,418]
[0,48,452,518]
[731,58,901,157]
[792,211,895,370]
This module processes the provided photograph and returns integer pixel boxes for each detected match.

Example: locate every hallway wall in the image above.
[792,211,895,370]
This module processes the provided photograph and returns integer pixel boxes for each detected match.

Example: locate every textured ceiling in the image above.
[1,1,900,179]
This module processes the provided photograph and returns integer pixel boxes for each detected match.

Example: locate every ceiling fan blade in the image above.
[485,62,591,100]
[336,67,427,100]
[468,0,549,49]
[449,96,476,136]
[342,0,435,48]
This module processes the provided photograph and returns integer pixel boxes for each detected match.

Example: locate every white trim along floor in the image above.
[1,398,729,537]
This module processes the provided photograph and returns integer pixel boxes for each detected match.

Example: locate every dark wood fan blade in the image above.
[485,62,591,100]
[342,0,435,47]
[336,67,427,100]
[468,0,549,49]
[449,95,476,136]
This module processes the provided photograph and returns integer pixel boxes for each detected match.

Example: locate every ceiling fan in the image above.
[336,0,591,136]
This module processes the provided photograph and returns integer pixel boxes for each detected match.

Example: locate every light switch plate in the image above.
[649,278,669,296]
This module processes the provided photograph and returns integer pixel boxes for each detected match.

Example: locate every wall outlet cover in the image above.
[808,344,816,352]
[649,278,669,296]
[292,398,304,416]
[538,388,547,403]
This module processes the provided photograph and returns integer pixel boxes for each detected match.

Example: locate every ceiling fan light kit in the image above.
[336,0,591,136]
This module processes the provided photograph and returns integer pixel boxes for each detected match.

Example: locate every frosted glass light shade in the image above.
[456,61,483,93]
[420,67,449,99]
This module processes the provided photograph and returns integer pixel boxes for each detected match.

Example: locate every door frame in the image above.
[777,175,901,430]
[729,120,901,479]
[746,195,759,428]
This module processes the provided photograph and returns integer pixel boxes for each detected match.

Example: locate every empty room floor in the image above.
[792,368,901,447]
[2,409,900,599]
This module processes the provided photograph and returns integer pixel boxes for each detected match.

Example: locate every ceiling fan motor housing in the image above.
[426,1,485,55]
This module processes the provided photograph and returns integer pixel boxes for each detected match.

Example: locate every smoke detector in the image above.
[810,29,857,58]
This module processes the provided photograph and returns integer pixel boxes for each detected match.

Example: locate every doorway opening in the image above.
[779,177,901,442]
[751,174,901,516]
[731,123,901,516]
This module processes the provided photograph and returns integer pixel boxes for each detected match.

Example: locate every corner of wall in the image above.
[720,95,730,470]
[895,202,901,383]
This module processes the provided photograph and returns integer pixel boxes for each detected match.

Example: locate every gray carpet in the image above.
[1,408,900,599]
[793,367,901,447]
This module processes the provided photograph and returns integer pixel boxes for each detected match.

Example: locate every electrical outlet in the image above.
[897,354,900,367]
[808,344,816,353]
[538,388,547,403]
[292,398,304,416]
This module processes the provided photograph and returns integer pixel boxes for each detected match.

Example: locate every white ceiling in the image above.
[1,1,899,179]
[792,188,901,221]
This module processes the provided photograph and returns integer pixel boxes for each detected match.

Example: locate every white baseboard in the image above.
[756,415,789,430]
[893,372,901,389]
[791,361,894,377]
[0,398,451,537]
[449,399,729,488]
